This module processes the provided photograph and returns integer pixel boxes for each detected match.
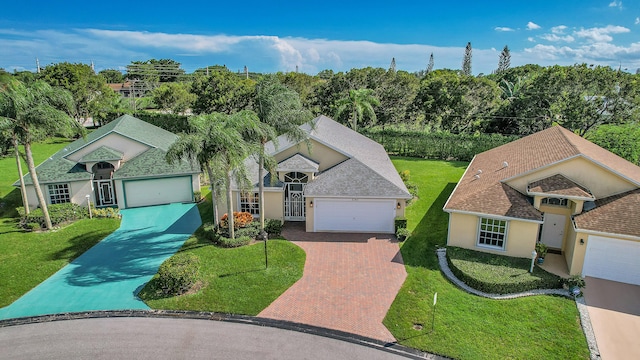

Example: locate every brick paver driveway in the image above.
[258,223,407,342]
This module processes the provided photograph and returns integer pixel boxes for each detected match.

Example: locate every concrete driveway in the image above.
[258,223,407,342]
[0,203,201,320]
[583,277,640,360]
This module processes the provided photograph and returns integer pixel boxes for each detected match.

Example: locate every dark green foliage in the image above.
[156,253,200,295]
[394,217,407,233]
[102,111,191,134]
[264,219,283,237]
[361,127,518,161]
[587,123,640,165]
[216,235,252,248]
[446,247,563,294]
[233,221,261,239]
[17,203,88,229]
[398,169,418,203]
[396,227,410,241]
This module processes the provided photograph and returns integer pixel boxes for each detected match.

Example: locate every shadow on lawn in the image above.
[401,183,457,270]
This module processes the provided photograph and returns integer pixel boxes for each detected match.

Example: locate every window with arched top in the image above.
[284,172,308,183]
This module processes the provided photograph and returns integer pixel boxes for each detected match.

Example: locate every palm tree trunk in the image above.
[225,170,235,239]
[25,141,52,230]
[13,136,29,214]
[205,163,219,227]
[258,143,266,232]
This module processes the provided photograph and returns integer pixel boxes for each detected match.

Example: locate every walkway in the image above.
[0,203,201,320]
[259,224,406,342]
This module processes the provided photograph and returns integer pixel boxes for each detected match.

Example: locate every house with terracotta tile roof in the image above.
[227,115,411,234]
[443,126,640,285]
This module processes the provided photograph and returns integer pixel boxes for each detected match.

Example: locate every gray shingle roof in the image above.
[253,115,410,198]
[113,148,198,179]
[277,154,319,173]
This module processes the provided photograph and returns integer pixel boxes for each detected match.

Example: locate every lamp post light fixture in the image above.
[86,194,92,219]
[530,250,537,273]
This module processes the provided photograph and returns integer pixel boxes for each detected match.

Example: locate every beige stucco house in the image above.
[227,115,411,233]
[443,126,640,285]
[15,114,200,210]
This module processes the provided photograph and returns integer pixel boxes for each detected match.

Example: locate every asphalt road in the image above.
[0,317,422,359]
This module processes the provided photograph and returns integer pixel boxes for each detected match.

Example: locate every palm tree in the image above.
[0,78,82,230]
[254,76,312,235]
[167,111,261,239]
[335,88,380,131]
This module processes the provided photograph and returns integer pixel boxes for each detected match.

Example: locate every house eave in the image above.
[526,191,595,201]
[572,220,640,241]
[444,208,544,224]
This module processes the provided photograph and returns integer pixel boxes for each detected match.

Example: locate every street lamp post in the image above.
[86,194,92,219]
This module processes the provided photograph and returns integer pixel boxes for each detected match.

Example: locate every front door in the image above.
[94,180,116,207]
[284,183,305,221]
[541,213,566,249]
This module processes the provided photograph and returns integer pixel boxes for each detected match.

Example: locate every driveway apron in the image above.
[258,224,407,342]
[0,203,201,320]
[583,277,640,360]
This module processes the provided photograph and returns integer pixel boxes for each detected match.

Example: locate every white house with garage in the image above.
[227,115,411,234]
[15,114,200,210]
[443,125,640,285]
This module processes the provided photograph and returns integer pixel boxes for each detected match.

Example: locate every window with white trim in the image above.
[48,183,71,204]
[240,192,260,215]
[478,217,507,250]
[541,197,568,207]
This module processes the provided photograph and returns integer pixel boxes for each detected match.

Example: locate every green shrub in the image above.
[26,222,41,231]
[394,217,407,232]
[446,246,563,294]
[235,222,261,239]
[156,253,200,295]
[265,219,283,237]
[91,206,120,218]
[216,235,252,248]
[396,227,411,241]
[193,191,203,202]
[17,203,88,229]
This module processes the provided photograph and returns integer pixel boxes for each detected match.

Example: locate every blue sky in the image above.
[1,1,639,75]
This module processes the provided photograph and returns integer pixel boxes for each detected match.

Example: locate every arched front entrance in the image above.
[284,172,307,221]
[92,162,116,207]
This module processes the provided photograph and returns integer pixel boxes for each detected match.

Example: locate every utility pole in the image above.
[36,58,41,73]
[244,65,248,79]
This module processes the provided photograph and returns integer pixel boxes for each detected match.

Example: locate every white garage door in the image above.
[583,235,640,285]
[313,198,396,233]
[124,176,193,208]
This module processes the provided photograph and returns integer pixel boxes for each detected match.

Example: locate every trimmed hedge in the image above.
[17,203,88,229]
[265,219,283,237]
[360,128,519,161]
[446,246,563,294]
[216,235,252,248]
[156,253,200,295]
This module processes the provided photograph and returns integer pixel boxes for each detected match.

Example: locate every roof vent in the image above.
[473,174,480,180]
[502,161,509,168]
[476,169,483,175]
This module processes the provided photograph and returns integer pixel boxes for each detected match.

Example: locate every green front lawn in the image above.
[386,157,589,360]
[0,138,121,308]
[139,196,306,316]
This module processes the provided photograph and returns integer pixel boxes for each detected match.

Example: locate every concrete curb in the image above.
[436,248,600,359]
[0,310,448,360]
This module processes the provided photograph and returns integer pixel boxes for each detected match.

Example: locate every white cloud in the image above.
[540,34,575,42]
[609,1,623,9]
[551,25,568,34]
[574,25,630,43]
[527,22,541,30]
[494,27,515,32]
[635,17,639,25]
[528,37,536,42]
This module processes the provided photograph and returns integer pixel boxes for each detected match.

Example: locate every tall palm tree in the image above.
[0,78,82,230]
[335,88,380,131]
[254,76,313,235]
[166,111,261,239]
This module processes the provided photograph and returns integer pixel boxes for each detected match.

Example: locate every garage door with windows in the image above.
[583,235,640,286]
[313,198,396,233]
[123,176,193,208]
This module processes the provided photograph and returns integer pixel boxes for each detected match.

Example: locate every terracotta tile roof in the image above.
[444,126,640,221]
[574,189,640,238]
[527,174,594,199]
